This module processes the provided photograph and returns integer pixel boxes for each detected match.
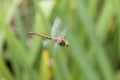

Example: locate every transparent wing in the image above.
[43,40,51,47]
[51,16,61,38]
[60,27,68,37]
[54,43,58,54]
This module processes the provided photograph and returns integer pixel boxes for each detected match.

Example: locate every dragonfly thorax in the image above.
[52,37,70,47]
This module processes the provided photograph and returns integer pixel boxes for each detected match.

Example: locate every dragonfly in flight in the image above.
[28,17,70,49]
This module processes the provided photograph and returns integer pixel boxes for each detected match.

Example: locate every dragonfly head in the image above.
[65,41,70,47]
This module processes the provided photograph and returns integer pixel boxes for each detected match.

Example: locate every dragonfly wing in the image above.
[60,27,68,37]
[51,16,61,38]
[43,40,51,47]
[54,43,58,54]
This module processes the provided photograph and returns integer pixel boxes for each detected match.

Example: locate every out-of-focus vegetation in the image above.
[0,0,120,80]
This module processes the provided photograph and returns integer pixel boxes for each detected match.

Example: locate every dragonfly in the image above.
[28,17,70,49]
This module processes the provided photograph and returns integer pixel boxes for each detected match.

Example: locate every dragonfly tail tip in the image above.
[28,31,34,34]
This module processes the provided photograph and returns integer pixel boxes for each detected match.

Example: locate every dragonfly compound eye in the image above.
[65,41,70,47]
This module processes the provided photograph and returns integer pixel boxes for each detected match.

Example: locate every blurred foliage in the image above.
[0,0,120,80]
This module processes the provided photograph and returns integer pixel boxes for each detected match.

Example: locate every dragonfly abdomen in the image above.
[28,32,52,40]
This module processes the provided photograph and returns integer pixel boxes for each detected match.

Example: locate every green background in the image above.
[0,0,120,80]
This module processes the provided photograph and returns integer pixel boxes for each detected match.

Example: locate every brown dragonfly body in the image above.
[28,32,70,47]
[29,17,70,50]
